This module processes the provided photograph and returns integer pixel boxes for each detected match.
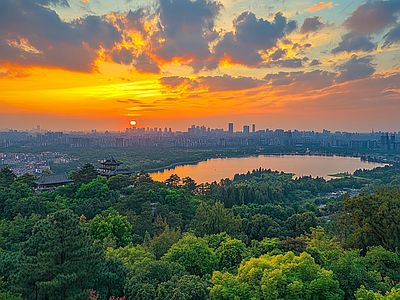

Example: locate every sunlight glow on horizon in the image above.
[1,0,400,131]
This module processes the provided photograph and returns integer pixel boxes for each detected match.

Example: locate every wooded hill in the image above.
[1,163,400,300]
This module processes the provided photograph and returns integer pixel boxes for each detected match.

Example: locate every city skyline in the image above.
[1,122,396,135]
[1,0,400,131]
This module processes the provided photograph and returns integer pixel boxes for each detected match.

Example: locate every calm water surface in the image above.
[150,155,387,183]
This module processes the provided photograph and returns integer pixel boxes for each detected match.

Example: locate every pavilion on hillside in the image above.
[34,173,74,193]
[98,155,132,178]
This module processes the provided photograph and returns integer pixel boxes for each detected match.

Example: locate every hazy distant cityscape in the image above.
[1,123,399,150]
[1,123,398,176]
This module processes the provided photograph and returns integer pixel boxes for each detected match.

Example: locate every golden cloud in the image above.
[304,2,333,13]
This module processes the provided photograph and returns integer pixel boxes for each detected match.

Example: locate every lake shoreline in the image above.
[145,153,388,183]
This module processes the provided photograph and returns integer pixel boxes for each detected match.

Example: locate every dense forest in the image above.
[1,162,400,300]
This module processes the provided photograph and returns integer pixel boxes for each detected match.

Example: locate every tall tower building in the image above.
[228,123,233,134]
[243,125,250,135]
[252,124,255,133]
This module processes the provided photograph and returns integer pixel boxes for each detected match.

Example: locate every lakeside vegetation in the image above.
[3,144,399,177]
[1,162,400,299]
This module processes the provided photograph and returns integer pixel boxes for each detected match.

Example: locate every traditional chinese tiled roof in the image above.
[100,155,122,166]
[34,173,74,186]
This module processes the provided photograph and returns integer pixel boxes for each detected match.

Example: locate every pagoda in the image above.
[98,155,132,178]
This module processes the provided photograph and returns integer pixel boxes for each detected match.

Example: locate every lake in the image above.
[150,155,387,183]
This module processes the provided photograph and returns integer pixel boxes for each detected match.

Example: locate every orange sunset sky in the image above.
[1,0,400,132]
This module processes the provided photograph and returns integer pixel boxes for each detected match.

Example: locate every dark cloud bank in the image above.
[333,0,400,54]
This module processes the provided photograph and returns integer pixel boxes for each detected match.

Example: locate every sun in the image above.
[130,120,137,126]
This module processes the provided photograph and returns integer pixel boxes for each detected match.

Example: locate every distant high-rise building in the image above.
[164,127,167,133]
[252,124,255,133]
[116,138,124,148]
[228,123,233,134]
[37,125,40,132]
[243,125,250,135]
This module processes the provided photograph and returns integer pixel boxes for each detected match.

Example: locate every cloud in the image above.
[133,53,160,74]
[123,9,150,35]
[160,74,264,92]
[282,73,400,117]
[203,75,264,92]
[264,58,376,91]
[300,16,325,34]
[150,0,222,68]
[264,72,292,86]
[0,68,30,79]
[293,70,336,89]
[270,49,287,60]
[310,59,321,66]
[111,48,134,65]
[383,23,400,47]
[331,32,377,54]
[264,70,336,90]
[160,76,191,89]
[304,2,333,13]
[0,0,122,72]
[335,55,376,83]
[269,58,303,68]
[292,43,312,55]
[343,0,400,34]
[213,12,298,67]
[33,0,69,6]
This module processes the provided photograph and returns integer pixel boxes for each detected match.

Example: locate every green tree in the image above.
[0,167,16,188]
[182,177,197,193]
[305,227,386,300]
[105,244,154,270]
[164,174,181,188]
[340,189,400,252]
[192,202,241,236]
[157,275,211,300]
[150,225,182,260]
[0,182,34,220]
[124,261,187,300]
[69,163,99,187]
[216,238,248,272]
[76,176,117,201]
[0,277,24,300]
[362,246,400,283]
[107,175,134,191]
[0,214,40,252]
[99,258,128,300]
[355,287,400,300]
[90,208,132,247]
[12,209,106,300]
[284,211,320,237]
[210,251,344,300]
[175,194,193,229]
[16,173,37,188]
[249,237,281,258]
[242,214,281,241]
[12,196,54,218]
[135,171,153,186]
[162,235,218,276]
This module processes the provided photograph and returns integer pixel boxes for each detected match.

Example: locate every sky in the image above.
[1,0,400,132]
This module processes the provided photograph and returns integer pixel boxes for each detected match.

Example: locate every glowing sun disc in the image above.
[130,120,137,126]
